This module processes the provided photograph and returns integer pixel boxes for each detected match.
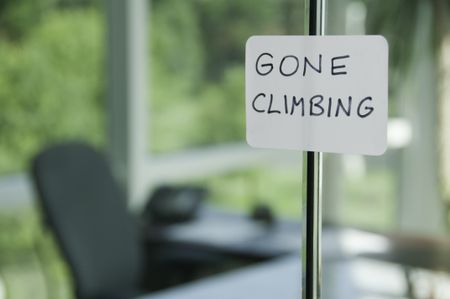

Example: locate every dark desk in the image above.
[143,208,450,298]
[144,208,301,260]
[146,208,450,265]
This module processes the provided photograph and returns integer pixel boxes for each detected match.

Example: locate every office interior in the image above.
[0,0,450,298]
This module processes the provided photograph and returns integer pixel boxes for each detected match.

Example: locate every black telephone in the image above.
[142,185,208,225]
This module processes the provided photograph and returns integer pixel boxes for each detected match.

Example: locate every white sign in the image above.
[245,35,388,155]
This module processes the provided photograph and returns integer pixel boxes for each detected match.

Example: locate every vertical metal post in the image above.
[302,1,325,299]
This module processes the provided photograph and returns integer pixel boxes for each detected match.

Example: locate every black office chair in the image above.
[31,143,145,299]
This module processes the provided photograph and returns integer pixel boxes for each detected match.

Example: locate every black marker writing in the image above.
[255,53,273,76]
[331,55,350,75]
[251,93,374,119]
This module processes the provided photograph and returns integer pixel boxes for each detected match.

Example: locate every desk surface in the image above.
[141,256,300,299]
[141,254,424,299]
[145,208,301,259]
[142,208,450,299]
[146,207,450,268]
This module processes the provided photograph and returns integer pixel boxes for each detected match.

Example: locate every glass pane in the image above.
[0,1,105,175]
[189,162,302,219]
[0,2,105,299]
[149,0,305,153]
[324,0,449,234]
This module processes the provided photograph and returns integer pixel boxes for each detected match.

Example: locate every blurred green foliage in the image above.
[150,0,304,152]
[0,0,54,40]
[0,5,104,174]
[342,169,395,230]
[0,0,304,173]
[0,208,37,263]
[196,165,302,218]
[0,206,73,299]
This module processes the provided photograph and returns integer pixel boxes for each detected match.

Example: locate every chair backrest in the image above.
[31,142,143,299]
